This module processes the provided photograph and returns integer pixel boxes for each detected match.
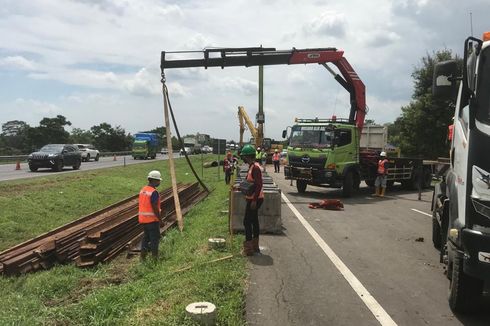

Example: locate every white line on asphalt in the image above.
[281,193,398,326]
[411,209,432,217]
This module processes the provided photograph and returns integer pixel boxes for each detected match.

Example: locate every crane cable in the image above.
[161,74,210,193]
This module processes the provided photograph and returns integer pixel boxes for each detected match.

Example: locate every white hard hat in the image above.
[147,170,162,180]
[380,151,387,157]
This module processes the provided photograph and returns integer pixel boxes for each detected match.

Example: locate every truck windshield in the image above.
[476,46,490,125]
[289,126,334,148]
[133,142,146,149]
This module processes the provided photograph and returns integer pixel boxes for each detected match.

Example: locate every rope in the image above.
[161,76,210,193]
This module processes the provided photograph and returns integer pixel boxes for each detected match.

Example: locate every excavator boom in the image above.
[161,47,366,131]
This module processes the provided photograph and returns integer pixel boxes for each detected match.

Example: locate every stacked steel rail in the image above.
[0,183,207,275]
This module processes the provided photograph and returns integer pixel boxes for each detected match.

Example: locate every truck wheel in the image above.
[95,154,99,161]
[86,154,90,162]
[297,180,307,193]
[365,179,375,187]
[29,165,38,172]
[151,155,156,159]
[52,160,63,172]
[432,218,441,249]
[342,171,354,197]
[448,255,483,313]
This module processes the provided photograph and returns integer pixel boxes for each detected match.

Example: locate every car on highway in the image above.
[160,147,169,155]
[75,144,100,162]
[28,144,82,172]
[180,147,191,156]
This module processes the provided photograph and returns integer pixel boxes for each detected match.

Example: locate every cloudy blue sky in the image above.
[0,0,488,141]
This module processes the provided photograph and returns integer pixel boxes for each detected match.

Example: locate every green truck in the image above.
[283,118,434,196]
[132,133,159,160]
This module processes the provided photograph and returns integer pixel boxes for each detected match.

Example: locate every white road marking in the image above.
[281,192,398,326]
[411,209,432,217]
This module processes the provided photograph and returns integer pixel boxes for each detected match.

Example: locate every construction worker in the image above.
[272,149,281,173]
[260,148,267,171]
[223,151,234,185]
[375,152,389,197]
[139,170,162,260]
[240,144,264,256]
[255,146,262,164]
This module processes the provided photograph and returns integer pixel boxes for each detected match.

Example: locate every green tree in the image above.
[27,115,72,150]
[1,120,30,154]
[390,50,461,158]
[69,128,94,144]
[90,123,132,151]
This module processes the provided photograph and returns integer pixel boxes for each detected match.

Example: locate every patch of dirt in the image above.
[134,299,172,322]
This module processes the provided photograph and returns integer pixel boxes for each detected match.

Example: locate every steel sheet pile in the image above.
[0,183,207,275]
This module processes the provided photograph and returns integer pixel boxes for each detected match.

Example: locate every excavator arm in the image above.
[238,106,259,147]
[161,47,367,132]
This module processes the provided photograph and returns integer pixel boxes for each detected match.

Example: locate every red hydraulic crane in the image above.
[160,47,367,132]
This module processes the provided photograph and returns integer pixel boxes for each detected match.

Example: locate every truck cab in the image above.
[283,118,362,196]
[431,32,490,312]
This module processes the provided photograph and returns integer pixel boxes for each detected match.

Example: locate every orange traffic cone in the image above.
[113,154,117,161]
[15,161,21,170]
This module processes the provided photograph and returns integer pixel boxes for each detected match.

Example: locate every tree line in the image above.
[0,116,180,155]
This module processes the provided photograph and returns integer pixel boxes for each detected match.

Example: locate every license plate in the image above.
[478,252,490,263]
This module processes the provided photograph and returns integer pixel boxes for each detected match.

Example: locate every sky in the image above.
[0,0,488,141]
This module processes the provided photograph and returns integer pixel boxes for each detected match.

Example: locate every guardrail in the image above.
[0,151,133,163]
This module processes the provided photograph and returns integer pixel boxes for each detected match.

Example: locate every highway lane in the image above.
[247,172,490,325]
[0,154,181,182]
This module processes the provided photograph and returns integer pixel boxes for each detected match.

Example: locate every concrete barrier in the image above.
[230,165,282,234]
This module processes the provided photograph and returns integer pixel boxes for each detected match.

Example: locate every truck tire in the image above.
[95,154,99,161]
[365,179,375,187]
[432,217,441,249]
[448,255,483,313]
[342,171,354,197]
[151,155,156,159]
[86,154,90,162]
[29,165,38,172]
[297,180,307,193]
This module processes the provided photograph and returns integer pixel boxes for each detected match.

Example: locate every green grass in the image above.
[0,157,246,325]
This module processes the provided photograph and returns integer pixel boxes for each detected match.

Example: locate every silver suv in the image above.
[75,144,100,162]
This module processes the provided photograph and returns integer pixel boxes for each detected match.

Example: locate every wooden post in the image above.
[163,86,184,231]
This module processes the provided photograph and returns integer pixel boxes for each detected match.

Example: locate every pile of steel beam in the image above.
[0,183,207,275]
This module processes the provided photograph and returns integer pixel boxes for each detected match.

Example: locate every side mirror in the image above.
[282,130,287,139]
[432,60,458,100]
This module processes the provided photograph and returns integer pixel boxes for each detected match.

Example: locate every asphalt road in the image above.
[0,154,179,182]
[246,171,490,326]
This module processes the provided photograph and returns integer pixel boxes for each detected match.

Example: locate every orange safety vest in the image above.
[377,159,389,175]
[138,185,160,224]
[272,153,280,161]
[246,162,264,200]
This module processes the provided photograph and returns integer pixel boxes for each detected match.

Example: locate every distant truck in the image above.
[132,133,159,160]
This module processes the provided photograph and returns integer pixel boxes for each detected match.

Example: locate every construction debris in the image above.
[308,199,344,210]
[0,183,207,276]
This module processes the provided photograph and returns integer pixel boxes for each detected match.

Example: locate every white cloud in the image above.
[303,10,347,37]
[123,68,160,96]
[0,55,36,70]
[217,77,257,96]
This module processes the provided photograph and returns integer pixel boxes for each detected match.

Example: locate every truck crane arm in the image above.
[161,47,367,131]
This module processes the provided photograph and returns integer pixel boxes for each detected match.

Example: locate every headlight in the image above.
[48,153,57,157]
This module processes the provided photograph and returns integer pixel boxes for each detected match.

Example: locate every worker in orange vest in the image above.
[375,152,389,197]
[272,149,281,173]
[139,170,162,260]
[239,144,264,256]
[223,151,235,185]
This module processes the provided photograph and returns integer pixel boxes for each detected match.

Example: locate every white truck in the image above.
[431,32,490,313]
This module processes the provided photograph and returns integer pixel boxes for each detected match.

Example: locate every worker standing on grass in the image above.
[272,149,280,173]
[239,144,264,256]
[138,170,162,260]
[375,152,389,197]
[223,151,234,185]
